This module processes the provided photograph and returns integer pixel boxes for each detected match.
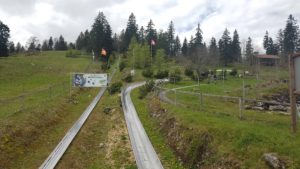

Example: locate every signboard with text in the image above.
[72,73,107,87]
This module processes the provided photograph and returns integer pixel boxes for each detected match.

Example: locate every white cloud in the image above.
[0,0,299,52]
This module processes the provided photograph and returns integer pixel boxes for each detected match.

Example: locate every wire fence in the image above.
[155,86,293,125]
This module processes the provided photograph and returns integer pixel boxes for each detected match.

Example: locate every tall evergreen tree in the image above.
[48,36,53,50]
[145,19,157,56]
[157,30,168,52]
[167,21,175,56]
[276,29,284,55]
[41,40,49,51]
[90,12,113,59]
[16,42,21,53]
[138,26,145,44]
[218,28,232,66]
[231,29,241,62]
[283,14,299,58]
[76,32,84,50]
[0,20,10,57]
[194,23,203,47]
[8,41,15,54]
[56,35,67,50]
[123,13,138,51]
[174,35,181,56]
[181,37,188,56]
[208,37,219,66]
[245,37,254,65]
[263,31,269,50]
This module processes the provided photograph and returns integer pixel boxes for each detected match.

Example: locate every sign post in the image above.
[289,54,300,133]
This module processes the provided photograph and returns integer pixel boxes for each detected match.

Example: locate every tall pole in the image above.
[151,43,153,67]
[289,55,297,133]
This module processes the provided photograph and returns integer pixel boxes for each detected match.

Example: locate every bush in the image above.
[154,70,169,79]
[108,82,122,94]
[65,50,81,58]
[119,61,126,72]
[230,68,238,76]
[139,80,155,99]
[123,74,133,83]
[184,67,194,77]
[142,68,154,78]
[169,68,182,83]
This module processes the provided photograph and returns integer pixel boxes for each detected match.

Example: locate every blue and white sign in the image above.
[73,73,107,87]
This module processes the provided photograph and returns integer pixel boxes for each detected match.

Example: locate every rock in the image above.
[99,143,105,148]
[263,153,285,169]
[252,106,264,111]
[269,105,287,112]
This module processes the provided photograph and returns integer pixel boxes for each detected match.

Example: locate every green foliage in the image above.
[142,68,154,78]
[65,50,81,58]
[119,61,126,72]
[155,49,166,70]
[229,68,238,76]
[108,82,123,95]
[0,20,10,57]
[154,70,169,79]
[184,67,194,77]
[169,68,182,83]
[123,74,133,83]
[139,80,155,99]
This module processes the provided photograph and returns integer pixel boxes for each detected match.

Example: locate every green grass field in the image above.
[129,63,300,168]
[0,51,134,168]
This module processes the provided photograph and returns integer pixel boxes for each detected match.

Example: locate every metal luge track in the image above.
[39,69,116,169]
[121,82,164,169]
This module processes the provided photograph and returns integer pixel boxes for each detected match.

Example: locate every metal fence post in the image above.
[239,97,243,120]
[174,89,177,106]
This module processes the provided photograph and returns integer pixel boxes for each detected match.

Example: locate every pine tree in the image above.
[0,20,10,57]
[218,28,232,66]
[276,29,284,54]
[283,14,299,58]
[157,30,168,53]
[138,26,145,44]
[245,37,254,65]
[181,37,188,56]
[263,31,269,50]
[208,37,219,66]
[123,13,138,51]
[167,21,175,56]
[194,23,203,47]
[8,41,15,54]
[231,29,241,62]
[41,40,49,51]
[56,35,67,50]
[145,19,157,56]
[48,36,53,50]
[90,12,113,59]
[174,35,181,56]
[16,42,21,53]
[76,32,84,50]
[155,49,166,70]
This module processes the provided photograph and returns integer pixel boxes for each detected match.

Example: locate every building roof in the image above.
[255,54,280,59]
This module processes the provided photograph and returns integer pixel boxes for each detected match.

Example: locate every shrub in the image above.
[139,80,155,99]
[169,68,182,83]
[108,82,123,94]
[184,67,194,77]
[230,68,238,76]
[65,50,80,58]
[142,68,154,78]
[123,74,133,83]
[154,70,169,79]
[119,61,126,72]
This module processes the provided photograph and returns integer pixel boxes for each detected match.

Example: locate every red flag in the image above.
[101,48,107,56]
[151,39,155,46]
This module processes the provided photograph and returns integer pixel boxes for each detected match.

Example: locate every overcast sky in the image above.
[0,0,299,52]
